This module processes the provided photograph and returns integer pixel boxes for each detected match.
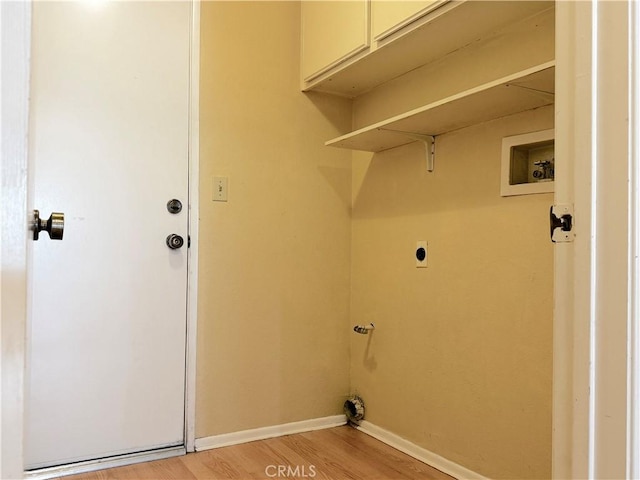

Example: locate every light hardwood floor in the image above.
[63,426,454,480]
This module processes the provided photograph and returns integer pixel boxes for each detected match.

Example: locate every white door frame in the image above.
[553,2,595,477]
[185,0,200,455]
[553,1,638,478]
[1,1,199,476]
[1,1,31,478]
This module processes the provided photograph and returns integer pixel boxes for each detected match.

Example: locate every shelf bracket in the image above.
[413,134,435,172]
[379,129,436,172]
[504,83,555,102]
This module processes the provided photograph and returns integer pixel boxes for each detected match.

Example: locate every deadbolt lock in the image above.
[33,210,64,241]
[166,199,182,214]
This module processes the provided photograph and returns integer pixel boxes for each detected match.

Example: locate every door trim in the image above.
[552,3,593,474]
[553,1,637,478]
[0,1,31,478]
[185,0,200,454]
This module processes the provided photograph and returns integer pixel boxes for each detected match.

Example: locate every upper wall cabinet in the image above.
[301,1,369,83]
[371,0,442,42]
[301,0,554,97]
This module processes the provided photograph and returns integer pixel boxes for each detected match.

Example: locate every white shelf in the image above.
[304,1,554,97]
[326,62,555,153]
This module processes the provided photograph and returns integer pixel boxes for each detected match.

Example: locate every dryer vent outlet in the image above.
[344,396,365,425]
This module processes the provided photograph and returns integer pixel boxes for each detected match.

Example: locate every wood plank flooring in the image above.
[63,426,454,480]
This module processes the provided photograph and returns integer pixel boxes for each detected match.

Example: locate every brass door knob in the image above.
[33,210,64,241]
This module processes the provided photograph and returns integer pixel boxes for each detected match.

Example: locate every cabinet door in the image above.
[301,0,369,81]
[372,0,444,41]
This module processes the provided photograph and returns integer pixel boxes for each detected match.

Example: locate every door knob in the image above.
[33,210,64,241]
[166,234,184,250]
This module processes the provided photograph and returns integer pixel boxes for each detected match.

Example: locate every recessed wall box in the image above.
[500,129,554,197]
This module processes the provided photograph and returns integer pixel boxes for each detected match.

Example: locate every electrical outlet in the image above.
[416,241,428,268]
[213,176,228,202]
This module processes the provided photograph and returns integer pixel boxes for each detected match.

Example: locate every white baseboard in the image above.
[194,415,347,451]
[195,415,488,479]
[356,421,489,480]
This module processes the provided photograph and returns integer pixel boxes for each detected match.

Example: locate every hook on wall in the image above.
[353,323,375,335]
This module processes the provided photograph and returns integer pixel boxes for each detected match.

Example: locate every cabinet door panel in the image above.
[302,0,369,81]
[372,0,444,41]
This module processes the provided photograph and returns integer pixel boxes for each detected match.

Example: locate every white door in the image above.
[25,1,191,469]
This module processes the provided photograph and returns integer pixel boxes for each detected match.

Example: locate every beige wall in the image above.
[350,6,555,480]
[196,1,352,437]
[198,2,554,478]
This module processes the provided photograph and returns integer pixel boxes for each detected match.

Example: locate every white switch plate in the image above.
[213,176,228,202]
[416,241,428,268]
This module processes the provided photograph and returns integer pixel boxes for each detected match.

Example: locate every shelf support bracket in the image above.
[379,129,436,172]
[413,134,435,173]
[505,83,555,102]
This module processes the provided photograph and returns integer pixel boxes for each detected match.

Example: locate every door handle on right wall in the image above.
[550,204,574,243]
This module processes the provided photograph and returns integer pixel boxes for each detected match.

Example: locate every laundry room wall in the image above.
[196,1,353,437]
[349,6,555,479]
[197,2,555,478]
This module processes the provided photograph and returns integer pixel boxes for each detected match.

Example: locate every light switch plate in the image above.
[213,176,228,202]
